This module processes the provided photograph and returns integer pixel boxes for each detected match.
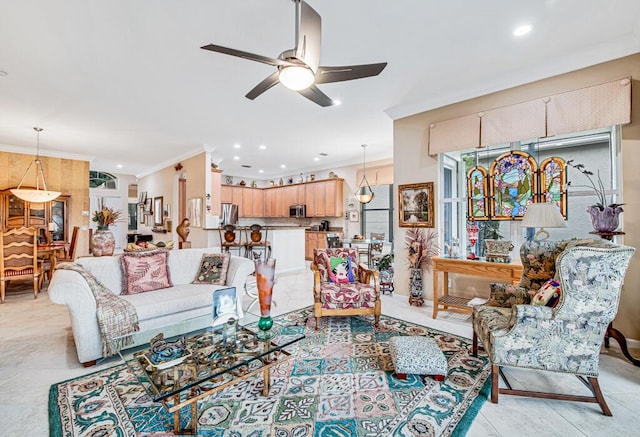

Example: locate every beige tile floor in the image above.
[1,265,639,436]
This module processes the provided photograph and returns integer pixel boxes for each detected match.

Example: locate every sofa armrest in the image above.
[310,263,322,301]
[358,263,380,297]
[49,269,104,364]
[486,283,532,307]
[511,304,554,325]
[226,255,255,318]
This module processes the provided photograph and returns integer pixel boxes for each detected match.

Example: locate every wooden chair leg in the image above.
[589,377,612,416]
[315,317,320,330]
[472,331,478,357]
[33,277,39,299]
[491,365,500,403]
[0,280,5,304]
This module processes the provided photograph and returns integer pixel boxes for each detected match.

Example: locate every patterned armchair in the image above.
[311,247,381,329]
[472,239,635,415]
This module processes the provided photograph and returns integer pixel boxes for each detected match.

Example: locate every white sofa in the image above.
[49,248,254,366]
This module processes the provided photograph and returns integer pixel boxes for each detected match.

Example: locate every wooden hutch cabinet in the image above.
[1,190,71,243]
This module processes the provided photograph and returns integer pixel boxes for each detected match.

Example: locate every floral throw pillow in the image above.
[328,256,354,283]
[121,250,172,295]
[531,278,561,308]
[193,253,230,285]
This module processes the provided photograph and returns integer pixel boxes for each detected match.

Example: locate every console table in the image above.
[432,257,523,319]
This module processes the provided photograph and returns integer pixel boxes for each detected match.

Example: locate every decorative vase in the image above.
[587,205,623,232]
[409,267,424,306]
[91,226,115,257]
[255,258,276,339]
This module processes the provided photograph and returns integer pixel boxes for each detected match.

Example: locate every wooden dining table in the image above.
[37,243,68,273]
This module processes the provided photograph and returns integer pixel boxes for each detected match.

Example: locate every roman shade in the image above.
[428,77,632,155]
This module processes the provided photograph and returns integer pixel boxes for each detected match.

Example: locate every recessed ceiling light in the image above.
[116,164,123,169]
[259,145,267,150]
[280,164,286,169]
[233,156,240,160]
[313,157,320,161]
[233,144,241,149]
[259,169,264,173]
[513,24,532,37]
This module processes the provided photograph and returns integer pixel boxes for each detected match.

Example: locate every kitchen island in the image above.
[204,226,306,274]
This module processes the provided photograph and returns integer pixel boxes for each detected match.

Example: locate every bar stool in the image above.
[245,224,271,260]
[219,225,244,257]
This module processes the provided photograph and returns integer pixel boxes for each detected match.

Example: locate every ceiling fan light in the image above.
[279,66,314,90]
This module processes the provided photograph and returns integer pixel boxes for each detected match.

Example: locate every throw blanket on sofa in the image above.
[55,262,140,356]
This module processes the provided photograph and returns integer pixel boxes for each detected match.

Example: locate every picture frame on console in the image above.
[399,182,434,228]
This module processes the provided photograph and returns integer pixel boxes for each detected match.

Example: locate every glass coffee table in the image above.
[112,311,306,434]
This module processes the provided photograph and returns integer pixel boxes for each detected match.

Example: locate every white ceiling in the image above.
[1,0,639,179]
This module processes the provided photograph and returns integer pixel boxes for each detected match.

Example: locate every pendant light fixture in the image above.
[10,127,61,203]
[354,144,375,204]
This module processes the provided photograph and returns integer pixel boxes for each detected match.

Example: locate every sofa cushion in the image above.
[76,255,124,295]
[121,250,172,295]
[192,253,230,285]
[121,283,217,322]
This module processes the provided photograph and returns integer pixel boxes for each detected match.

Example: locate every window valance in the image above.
[356,164,393,187]
[428,77,631,155]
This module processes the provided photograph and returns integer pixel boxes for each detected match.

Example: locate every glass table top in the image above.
[111,311,307,402]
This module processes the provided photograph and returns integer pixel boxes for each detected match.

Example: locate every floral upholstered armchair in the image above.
[311,247,381,329]
[472,239,635,415]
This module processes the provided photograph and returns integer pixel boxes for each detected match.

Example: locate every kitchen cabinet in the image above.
[305,230,343,260]
[220,186,263,218]
[305,179,344,218]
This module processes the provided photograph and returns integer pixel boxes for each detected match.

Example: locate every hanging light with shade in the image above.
[354,144,375,204]
[10,127,61,203]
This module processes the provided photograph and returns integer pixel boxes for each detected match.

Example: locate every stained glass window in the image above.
[466,166,489,220]
[489,151,537,220]
[539,157,567,218]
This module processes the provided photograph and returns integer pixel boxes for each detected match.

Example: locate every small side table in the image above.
[590,231,639,367]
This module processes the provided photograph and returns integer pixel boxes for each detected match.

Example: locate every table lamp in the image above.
[521,203,566,241]
[48,222,56,243]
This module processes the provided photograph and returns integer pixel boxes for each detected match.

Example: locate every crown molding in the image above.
[0,143,95,162]
[135,145,207,179]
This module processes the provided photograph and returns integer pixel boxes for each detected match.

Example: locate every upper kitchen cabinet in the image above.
[305,179,343,218]
[220,185,263,218]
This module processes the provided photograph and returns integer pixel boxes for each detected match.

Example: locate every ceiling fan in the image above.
[201,0,387,107]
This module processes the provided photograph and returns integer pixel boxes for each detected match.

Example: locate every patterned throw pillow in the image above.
[328,256,354,283]
[121,250,172,295]
[193,253,230,285]
[531,278,561,307]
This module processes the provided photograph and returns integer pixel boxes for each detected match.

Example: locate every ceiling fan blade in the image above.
[201,44,290,67]
[294,0,321,72]
[245,72,280,100]
[297,85,334,107]
[314,62,388,84]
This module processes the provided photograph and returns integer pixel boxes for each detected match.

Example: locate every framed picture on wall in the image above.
[398,182,434,227]
[188,198,203,228]
[348,210,359,222]
[139,206,145,224]
[154,197,163,226]
[144,198,152,214]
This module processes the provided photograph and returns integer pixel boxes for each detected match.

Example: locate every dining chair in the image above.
[326,234,343,248]
[59,226,80,262]
[219,225,244,257]
[0,227,43,303]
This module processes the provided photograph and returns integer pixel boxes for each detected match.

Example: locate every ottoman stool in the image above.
[389,336,447,381]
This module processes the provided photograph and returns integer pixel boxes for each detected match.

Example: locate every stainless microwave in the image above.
[289,204,306,218]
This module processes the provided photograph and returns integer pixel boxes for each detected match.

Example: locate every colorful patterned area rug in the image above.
[49,307,490,436]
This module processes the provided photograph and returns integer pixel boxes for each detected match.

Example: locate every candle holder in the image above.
[254,258,276,339]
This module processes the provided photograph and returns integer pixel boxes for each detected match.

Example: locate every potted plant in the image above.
[567,160,623,232]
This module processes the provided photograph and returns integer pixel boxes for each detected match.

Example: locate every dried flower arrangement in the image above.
[92,204,122,228]
[405,228,439,271]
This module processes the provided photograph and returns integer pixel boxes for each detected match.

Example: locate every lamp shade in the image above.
[521,203,566,229]
[278,65,314,91]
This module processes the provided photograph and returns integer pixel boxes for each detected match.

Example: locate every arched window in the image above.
[89,171,118,189]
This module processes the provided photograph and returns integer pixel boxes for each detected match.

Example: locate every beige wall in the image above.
[0,151,91,257]
[393,53,640,339]
[138,152,209,247]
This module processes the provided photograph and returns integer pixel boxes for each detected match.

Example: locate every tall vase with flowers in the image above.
[405,228,439,306]
[91,204,122,257]
[567,160,623,232]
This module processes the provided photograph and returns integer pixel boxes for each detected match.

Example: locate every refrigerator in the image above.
[221,203,238,226]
